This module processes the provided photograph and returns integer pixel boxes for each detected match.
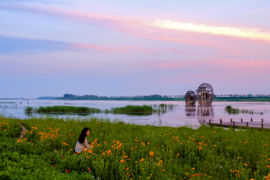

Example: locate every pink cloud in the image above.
[71,43,160,54]
[142,58,270,74]
[154,59,270,85]
[2,2,270,66]
[3,3,270,56]
[71,42,205,55]
[211,59,270,73]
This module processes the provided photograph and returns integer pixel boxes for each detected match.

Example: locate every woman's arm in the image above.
[84,137,90,149]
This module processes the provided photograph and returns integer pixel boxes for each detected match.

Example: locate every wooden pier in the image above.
[207,118,270,129]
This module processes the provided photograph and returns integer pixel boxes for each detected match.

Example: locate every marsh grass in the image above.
[109,105,154,116]
[1,117,270,179]
[26,104,175,116]
[225,106,263,115]
[27,106,101,115]
[153,104,175,115]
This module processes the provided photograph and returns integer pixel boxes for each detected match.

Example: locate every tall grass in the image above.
[225,106,263,115]
[26,104,175,116]
[27,106,101,115]
[1,117,270,179]
[109,105,153,115]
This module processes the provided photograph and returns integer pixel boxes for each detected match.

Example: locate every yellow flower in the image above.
[88,149,93,154]
[243,163,248,166]
[140,158,144,162]
[149,151,154,157]
[157,160,163,167]
[62,142,69,146]
[86,156,89,159]
[120,159,125,163]
[192,168,195,170]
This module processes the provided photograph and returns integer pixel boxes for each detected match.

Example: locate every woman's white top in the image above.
[75,137,90,153]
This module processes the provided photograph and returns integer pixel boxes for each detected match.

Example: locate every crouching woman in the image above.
[75,127,91,153]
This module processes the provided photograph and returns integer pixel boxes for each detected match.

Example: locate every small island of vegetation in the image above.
[225,106,263,115]
[26,106,101,115]
[26,104,175,116]
[109,105,153,116]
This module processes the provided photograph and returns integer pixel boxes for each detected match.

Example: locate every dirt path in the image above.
[19,123,27,138]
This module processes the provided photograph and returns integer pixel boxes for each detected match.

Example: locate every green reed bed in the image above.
[27,106,101,115]
[26,104,175,116]
[1,117,270,179]
[109,105,154,116]
[225,106,263,115]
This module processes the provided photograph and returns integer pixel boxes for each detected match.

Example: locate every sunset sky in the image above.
[0,0,270,97]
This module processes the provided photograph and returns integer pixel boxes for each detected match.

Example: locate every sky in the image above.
[0,0,270,98]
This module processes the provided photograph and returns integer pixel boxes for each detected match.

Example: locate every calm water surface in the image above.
[0,100,269,129]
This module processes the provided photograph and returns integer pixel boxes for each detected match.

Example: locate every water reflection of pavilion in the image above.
[185,105,196,117]
[197,105,214,125]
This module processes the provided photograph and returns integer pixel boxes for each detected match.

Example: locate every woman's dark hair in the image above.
[78,127,90,143]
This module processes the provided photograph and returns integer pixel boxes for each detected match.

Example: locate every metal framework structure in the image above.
[196,83,214,106]
[185,90,196,106]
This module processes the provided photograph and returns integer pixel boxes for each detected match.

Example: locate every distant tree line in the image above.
[59,94,184,101]
[37,93,270,102]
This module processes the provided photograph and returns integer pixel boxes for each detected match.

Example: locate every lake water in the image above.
[0,100,270,129]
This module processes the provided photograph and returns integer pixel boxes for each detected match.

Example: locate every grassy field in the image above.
[1,117,270,179]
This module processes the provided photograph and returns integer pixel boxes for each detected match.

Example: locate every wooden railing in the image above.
[207,118,270,129]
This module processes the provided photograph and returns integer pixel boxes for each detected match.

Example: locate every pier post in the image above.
[261,123,264,129]
[230,118,232,123]
[251,118,253,122]
[246,122,248,127]
[220,119,222,125]
[241,118,243,123]
[233,121,235,128]
[262,119,264,123]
